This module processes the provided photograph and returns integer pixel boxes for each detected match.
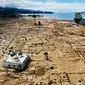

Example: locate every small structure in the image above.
[3,50,31,70]
[74,12,85,25]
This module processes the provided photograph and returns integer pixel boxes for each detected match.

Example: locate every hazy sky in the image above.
[0,0,85,12]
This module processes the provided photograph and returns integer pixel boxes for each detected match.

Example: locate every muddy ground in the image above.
[0,18,85,85]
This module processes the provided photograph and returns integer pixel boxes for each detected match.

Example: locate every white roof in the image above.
[6,53,28,64]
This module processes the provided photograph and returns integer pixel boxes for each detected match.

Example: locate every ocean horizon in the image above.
[41,12,85,20]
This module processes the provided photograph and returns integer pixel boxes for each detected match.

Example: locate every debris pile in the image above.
[3,50,31,70]
[0,18,85,85]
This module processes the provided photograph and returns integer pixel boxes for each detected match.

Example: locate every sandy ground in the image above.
[0,18,85,85]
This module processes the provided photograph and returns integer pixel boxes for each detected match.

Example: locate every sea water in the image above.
[42,12,85,20]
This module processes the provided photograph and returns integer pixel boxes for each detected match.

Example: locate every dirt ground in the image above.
[0,18,85,85]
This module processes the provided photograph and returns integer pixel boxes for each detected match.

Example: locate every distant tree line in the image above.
[0,7,18,18]
[28,15,43,18]
[0,7,53,18]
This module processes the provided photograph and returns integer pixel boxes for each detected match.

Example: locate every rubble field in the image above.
[0,18,85,85]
